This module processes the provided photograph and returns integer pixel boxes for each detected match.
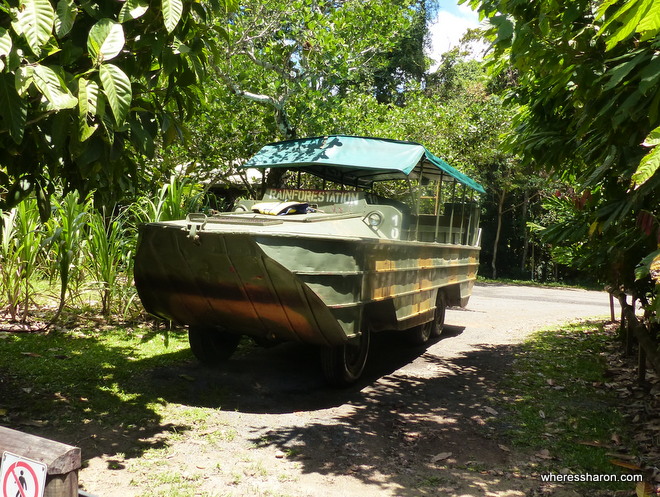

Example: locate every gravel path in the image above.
[81,283,617,497]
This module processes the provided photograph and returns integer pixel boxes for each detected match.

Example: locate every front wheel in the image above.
[188,326,241,364]
[320,329,371,387]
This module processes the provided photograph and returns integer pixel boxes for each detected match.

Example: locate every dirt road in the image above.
[82,283,617,497]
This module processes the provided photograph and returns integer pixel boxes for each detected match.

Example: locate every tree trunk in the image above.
[520,188,530,273]
[491,188,506,279]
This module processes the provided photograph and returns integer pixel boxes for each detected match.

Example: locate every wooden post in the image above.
[0,426,81,497]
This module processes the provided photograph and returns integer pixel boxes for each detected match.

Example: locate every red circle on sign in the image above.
[2,461,39,497]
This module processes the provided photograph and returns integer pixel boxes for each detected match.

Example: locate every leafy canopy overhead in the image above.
[464,0,660,297]
[0,0,236,213]
[464,0,660,193]
[216,0,431,138]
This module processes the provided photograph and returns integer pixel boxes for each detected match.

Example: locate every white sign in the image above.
[266,188,362,205]
[1,452,46,497]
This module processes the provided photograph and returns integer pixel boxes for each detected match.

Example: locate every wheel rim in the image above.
[343,330,370,377]
[431,292,446,337]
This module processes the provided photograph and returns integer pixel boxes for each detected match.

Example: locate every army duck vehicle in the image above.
[134,135,484,385]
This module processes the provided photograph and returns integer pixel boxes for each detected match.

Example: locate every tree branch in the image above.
[215,71,295,140]
[217,72,283,109]
[0,109,58,135]
[236,48,297,81]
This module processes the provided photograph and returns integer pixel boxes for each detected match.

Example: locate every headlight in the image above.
[366,211,383,227]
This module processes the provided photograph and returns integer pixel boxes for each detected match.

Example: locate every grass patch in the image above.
[0,324,221,431]
[477,276,602,291]
[498,321,637,490]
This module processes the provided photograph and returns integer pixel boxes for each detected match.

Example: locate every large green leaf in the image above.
[119,0,149,23]
[99,63,132,125]
[32,64,78,110]
[130,118,155,157]
[0,74,27,144]
[602,53,648,91]
[13,0,55,55]
[15,66,35,96]
[55,0,77,38]
[0,28,12,58]
[638,56,660,95]
[78,77,100,141]
[632,145,660,188]
[643,126,660,147]
[604,0,654,50]
[635,249,660,280]
[78,77,100,117]
[597,0,636,30]
[88,19,125,65]
[637,1,660,40]
[162,0,183,33]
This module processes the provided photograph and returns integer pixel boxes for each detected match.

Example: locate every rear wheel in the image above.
[430,291,447,338]
[406,290,447,345]
[188,326,241,364]
[407,320,432,345]
[321,328,371,387]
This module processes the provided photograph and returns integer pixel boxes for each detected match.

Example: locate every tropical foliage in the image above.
[0,177,203,324]
[463,0,659,311]
[6,0,648,325]
[216,0,434,138]
[0,0,236,213]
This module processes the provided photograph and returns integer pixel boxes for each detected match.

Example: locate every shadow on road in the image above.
[141,324,467,414]
[242,343,518,492]
[131,324,523,495]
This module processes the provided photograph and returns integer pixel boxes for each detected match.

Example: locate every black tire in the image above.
[406,291,447,345]
[188,326,241,364]
[430,291,447,338]
[320,328,371,387]
[407,320,432,345]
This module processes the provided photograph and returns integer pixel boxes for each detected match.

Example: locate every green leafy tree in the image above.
[212,0,428,186]
[463,0,659,301]
[0,0,236,214]
[159,0,440,192]
[370,0,438,105]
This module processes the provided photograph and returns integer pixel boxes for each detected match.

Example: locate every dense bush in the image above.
[0,176,203,324]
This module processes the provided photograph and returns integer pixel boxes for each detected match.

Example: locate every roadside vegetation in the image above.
[497,322,652,492]
[0,177,204,327]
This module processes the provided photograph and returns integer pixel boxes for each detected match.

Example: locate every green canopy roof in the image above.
[242,135,485,194]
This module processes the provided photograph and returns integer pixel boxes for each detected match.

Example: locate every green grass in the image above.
[0,324,211,430]
[477,275,602,291]
[497,321,637,490]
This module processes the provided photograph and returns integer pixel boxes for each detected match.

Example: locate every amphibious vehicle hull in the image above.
[134,216,479,347]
